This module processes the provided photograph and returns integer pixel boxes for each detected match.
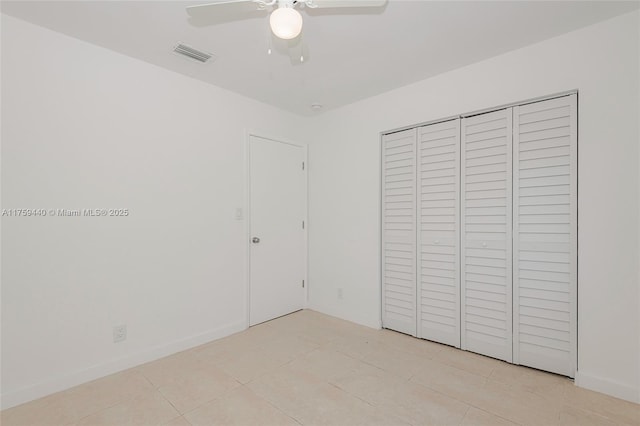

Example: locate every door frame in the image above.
[244,131,308,329]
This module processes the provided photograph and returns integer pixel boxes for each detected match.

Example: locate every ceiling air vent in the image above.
[173,43,214,63]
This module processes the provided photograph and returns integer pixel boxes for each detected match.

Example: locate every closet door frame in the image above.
[379,90,577,376]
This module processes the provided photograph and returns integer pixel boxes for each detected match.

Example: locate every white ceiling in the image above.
[2,1,638,115]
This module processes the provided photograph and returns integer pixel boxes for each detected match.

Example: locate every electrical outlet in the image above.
[113,325,127,343]
[337,288,343,300]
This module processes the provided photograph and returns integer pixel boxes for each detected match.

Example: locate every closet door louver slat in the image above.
[417,119,461,347]
[513,94,577,377]
[461,109,513,362]
[382,129,417,336]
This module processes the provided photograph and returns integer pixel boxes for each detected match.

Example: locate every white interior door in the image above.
[513,94,577,377]
[417,119,461,347]
[381,129,417,336]
[249,135,305,326]
[461,109,513,362]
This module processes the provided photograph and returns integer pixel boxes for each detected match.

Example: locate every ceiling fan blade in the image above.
[186,0,270,27]
[307,0,387,8]
[186,0,267,17]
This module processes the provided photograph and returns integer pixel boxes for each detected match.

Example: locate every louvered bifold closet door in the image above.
[417,120,460,347]
[461,109,513,362]
[513,94,577,377]
[382,129,417,336]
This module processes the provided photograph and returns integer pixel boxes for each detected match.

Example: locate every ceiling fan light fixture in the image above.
[269,7,303,40]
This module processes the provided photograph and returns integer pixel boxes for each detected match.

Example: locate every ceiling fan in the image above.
[186,0,388,40]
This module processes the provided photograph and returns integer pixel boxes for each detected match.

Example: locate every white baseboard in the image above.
[0,321,247,410]
[575,370,640,403]
[307,303,381,330]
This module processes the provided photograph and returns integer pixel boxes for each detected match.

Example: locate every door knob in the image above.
[252,237,260,244]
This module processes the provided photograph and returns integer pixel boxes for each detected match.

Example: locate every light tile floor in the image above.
[2,310,639,425]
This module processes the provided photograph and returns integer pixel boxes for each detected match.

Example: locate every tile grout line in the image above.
[244,384,305,426]
[135,367,185,418]
[456,404,472,426]
[72,399,128,425]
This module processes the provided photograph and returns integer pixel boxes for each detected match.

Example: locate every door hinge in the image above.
[302,279,305,288]
[302,220,305,229]
[302,161,305,170]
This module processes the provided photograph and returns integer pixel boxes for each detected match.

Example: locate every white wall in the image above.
[0,15,307,409]
[307,10,640,403]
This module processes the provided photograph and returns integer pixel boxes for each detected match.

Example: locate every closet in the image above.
[381,93,577,377]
